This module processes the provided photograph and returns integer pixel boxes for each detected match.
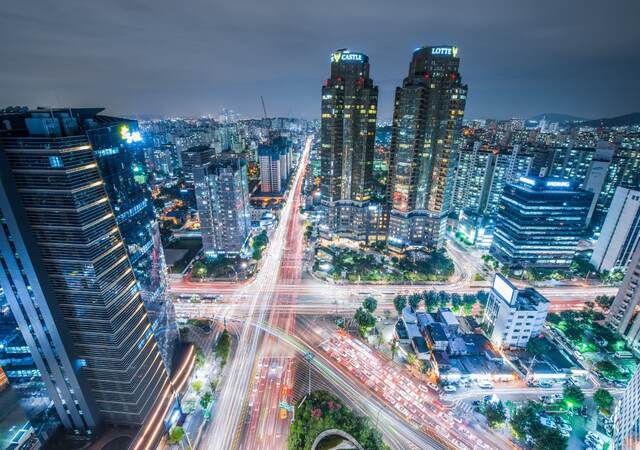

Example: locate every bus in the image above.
[614,351,634,359]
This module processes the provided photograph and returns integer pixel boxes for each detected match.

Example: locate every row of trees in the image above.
[510,401,567,449]
[393,290,489,316]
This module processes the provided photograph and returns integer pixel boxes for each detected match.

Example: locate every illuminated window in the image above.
[49,155,63,168]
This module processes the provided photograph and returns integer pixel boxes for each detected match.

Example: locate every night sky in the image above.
[1,0,638,120]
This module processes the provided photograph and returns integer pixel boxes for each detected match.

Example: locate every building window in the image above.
[49,155,64,168]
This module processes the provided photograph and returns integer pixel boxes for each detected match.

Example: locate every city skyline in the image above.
[1,1,639,120]
[1,3,639,450]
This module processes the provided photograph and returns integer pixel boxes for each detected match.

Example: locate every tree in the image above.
[437,290,450,308]
[215,329,231,366]
[534,426,567,450]
[596,360,622,380]
[390,339,398,362]
[595,295,614,310]
[408,293,422,310]
[168,426,185,445]
[593,389,614,414]
[195,347,206,369]
[354,307,376,337]
[405,352,417,366]
[450,293,462,312]
[191,380,203,394]
[363,297,378,313]
[462,293,476,314]
[476,290,489,307]
[393,295,407,315]
[510,401,543,439]
[423,290,438,312]
[484,401,507,428]
[200,391,213,409]
[563,385,585,409]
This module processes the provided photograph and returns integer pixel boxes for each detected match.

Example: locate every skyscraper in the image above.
[591,187,640,272]
[319,49,381,243]
[194,153,251,257]
[490,177,592,268]
[386,45,467,249]
[0,109,176,444]
[607,241,640,356]
[613,367,640,449]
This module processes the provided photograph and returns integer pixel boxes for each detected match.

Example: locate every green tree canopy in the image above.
[563,385,585,409]
[484,401,507,428]
[363,297,378,313]
[393,295,407,315]
[593,388,614,414]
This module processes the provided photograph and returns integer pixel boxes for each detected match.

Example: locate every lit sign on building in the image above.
[546,180,571,188]
[431,46,459,57]
[493,274,516,304]
[331,51,364,63]
[519,177,536,186]
[120,125,143,144]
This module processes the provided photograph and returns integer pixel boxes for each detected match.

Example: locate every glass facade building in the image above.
[490,176,592,268]
[386,45,467,249]
[0,109,176,444]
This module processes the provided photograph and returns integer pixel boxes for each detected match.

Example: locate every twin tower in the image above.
[319,46,467,250]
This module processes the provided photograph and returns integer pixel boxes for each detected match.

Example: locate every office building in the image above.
[482,274,549,348]
[319,49,381,243]
[194,154,251,256]
[258,136,292,194]
[0,109,176,444]
[591,187,640,272]
[490,177,592,268]
[386,45,467,249]
[181,144,215,182]
[607,242,640,356]
[613,368,640,449]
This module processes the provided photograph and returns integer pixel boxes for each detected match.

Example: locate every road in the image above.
[188,135,616,450]
[199,137,310,450]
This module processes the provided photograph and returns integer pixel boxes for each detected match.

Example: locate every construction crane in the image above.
[259,95,271,143]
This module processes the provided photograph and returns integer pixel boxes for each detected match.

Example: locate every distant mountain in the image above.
[579,112,640,128]
[527,113,588,123]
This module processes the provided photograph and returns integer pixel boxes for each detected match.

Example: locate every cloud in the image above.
[1,0,638,119]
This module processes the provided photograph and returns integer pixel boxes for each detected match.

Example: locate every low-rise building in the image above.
[482,274,549,349]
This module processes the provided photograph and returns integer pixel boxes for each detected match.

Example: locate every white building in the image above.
[591,187,640,272]
[482,274,549,349]
[613,368,640,449]
[607,242,640,356]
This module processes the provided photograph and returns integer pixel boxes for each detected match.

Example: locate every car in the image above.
[539,381,553,388]
[614,381,628,388]
[472,400,481,406]
[443,385,457,392]
[478,381,493,389]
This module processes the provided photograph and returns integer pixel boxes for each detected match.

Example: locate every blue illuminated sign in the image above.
[546,180,570,188]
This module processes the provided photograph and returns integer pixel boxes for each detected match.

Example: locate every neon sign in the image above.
[120,125,143,144]
[331,51,364,63]
[546,180,570,188]
[431,46,459,57]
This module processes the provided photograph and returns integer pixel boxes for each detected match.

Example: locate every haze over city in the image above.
[0,2,639,450]
[1,0,639,119]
